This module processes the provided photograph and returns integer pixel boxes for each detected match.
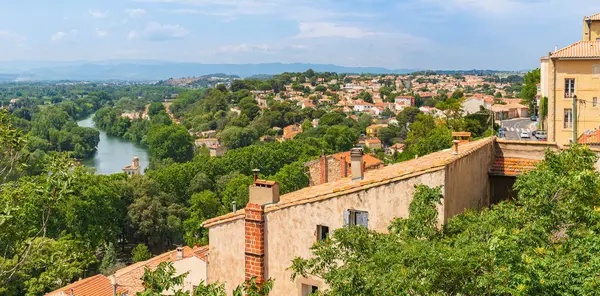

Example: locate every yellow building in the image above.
[541,12,600,146]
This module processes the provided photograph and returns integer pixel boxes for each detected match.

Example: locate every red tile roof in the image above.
[331,151,383,169]
[204,137,495,227]
[490,157,540,177]
[551,41,600,59]
[46,274,127,296]
[585,12,600,21]
[579,129,600,144]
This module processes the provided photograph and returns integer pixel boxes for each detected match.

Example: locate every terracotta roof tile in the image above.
[331,151,383,169]
[551,41,600,59]
[204,137,495,227]
[585,12,600,21]
[579,129,600,144]
[490,157,540,177]
[45,274,127,296]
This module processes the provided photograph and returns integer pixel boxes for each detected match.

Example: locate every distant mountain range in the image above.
[0,60,418,82]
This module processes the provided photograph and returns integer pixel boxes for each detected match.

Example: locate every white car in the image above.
[520,131,530,138]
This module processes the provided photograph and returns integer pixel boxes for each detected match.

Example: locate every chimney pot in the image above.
[249,180,280,205]
[176,246,184,259]
[252,168,260,182]
[452,140,460,155]
[350,148,364,181]
[233,201,237,213]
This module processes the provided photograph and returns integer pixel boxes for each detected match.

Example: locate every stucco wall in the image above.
[207,218,245,293]
[170,257,207,294]
[264,170,446,295]
[443,140,494,222]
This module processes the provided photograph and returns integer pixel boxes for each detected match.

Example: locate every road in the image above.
[499,118,539,141]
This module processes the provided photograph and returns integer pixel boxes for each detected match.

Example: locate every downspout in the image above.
[588,19,593,41]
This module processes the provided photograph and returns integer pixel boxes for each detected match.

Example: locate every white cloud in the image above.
[294,22,382,39]
[127,31,138,40]
[96,29,109,38]
[50,31,67,41]
[125,8,147,17]
[89,9,108,18]
[0,30,26,42]
[218,43,273,53]
[130,22,189,41]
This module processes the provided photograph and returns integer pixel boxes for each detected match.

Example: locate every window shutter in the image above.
[594,64,600,78]
[357,212,369,228]
[343,210,350,227]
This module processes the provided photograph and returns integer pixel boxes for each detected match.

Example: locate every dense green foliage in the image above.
[291,146,600,295]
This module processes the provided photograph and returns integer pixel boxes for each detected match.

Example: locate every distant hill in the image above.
[0,60,417,81]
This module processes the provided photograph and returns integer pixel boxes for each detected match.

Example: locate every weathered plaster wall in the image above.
[207,218,245,293]
[444,140,494,222]
[264,170,446,295]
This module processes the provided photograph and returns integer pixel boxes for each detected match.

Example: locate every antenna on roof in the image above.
[554,45,558,52]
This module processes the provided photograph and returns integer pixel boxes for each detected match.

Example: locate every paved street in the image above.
[499,118,539,141]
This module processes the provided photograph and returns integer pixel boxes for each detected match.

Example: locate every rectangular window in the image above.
[565,79,575,98]
[594,65,600,78]
[301,284,318,296]
[343,210,369,227]
[316,225,329,241]
[564,108,573,129]
[594,97,598,107]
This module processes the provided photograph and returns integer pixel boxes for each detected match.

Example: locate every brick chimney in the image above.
[245,203,265,283]
[350,148,364,180]
[319,152,328,184]
[340,155,348,178]
[249,169,280,206]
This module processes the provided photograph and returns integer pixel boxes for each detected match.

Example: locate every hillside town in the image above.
[5,5,600,296]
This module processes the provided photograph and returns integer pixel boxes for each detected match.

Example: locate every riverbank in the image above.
[77,115,149,175]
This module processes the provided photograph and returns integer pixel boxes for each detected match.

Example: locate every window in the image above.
[594,97,598,107]
[316,225,329,241]
[565,79,575,98]
[594,65,600,78]
[343,210,369,227]
[301,284,318,296]
[564,108,573,129]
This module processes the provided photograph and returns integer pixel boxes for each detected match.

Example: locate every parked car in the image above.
[530,115,537,121]
[535,130,548,140]
[520,131,531,138]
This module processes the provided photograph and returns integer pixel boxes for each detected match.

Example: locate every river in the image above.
[77,115,149,175]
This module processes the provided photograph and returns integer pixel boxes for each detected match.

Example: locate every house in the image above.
[200,130,217,138]
[195,138,219,148]
[283,124,303,140]
[365,138,383,150]
[492,103,529,120]
[47,246,208,296]
[353,100,375,112]
[300,100,316,109]
[122,157,141,176]
[365,124,388,137]
[462,98,491,115]
[202,138,505,295]
[45,274,127,296]
[394,96,414,107]
[304,150,384,186]
[540,11,600,146]
[209,144,228,157]
[385,143,405,155]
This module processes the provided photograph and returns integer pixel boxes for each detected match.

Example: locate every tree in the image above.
[220,126,259,149]
[520,68,540,106]
[494,91,503,98]
[269,161,309,195]
[290,146,600,295]
[138,262,189,296]
[358,113,374,133]
[451,89,464,100]
[357,90,373,103]
[99,242,118,275]
[147,125,193,163]
[148,102,166,117]
[184,191,221,245]
[132,244,153,263]
[315,85,327,92]
[324,125,359,152]
[239,97,260,120]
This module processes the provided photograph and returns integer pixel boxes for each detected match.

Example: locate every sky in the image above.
[1,0,600,70]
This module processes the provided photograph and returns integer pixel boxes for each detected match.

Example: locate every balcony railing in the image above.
[565,92,574,99]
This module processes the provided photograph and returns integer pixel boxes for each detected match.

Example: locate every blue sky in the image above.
[1,0,600,70]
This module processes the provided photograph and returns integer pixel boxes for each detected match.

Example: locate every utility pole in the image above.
[573,95,578,144]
